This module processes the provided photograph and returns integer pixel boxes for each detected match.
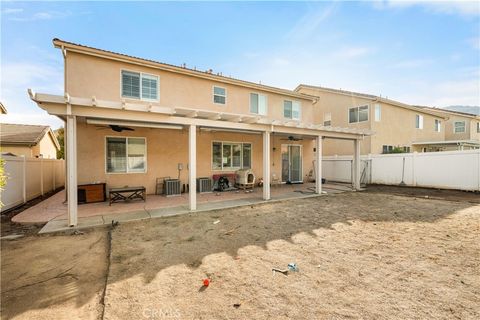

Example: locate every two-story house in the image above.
[29,39,370,226]
[410,107,480,151]
[295,85,448,155]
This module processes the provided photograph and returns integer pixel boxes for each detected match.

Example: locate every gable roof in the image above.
[53,38,317,102]
[295,84,448,119]
[0,123,60,149]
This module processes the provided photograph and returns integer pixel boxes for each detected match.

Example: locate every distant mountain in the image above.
[443,105,480,115]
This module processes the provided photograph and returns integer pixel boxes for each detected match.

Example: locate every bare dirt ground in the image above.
[2,190,479,320]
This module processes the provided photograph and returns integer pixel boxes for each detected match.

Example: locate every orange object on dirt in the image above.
[203,278,210,287]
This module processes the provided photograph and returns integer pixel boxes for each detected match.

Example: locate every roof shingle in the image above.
[0,123,50,146]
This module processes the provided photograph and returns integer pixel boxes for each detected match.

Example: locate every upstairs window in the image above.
[454,121,466,133]
[374,104,381,122]
[106,137,146,173]
[250,93,267,115]
[121,70,158,100]
[477,122,480,133]
[324,112,332,126]
[213,86,226,104]
[349,105,368,123]
[415,114,424,129]
[434,119,441,132]
[284,100,301,120]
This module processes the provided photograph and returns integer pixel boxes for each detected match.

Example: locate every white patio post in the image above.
[315,135,323,194]
[189,124,197,211]
[353,139,361,190]
[66,115,78,226]
[263,131,271,200]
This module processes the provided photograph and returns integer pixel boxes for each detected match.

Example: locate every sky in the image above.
[1,0,479,129]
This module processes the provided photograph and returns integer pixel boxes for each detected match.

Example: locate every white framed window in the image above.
[349,105,369,123]
[454,121,465,133]
[213,86,226,105]
[324,112,332,126]
[434,119,441,132]
[374,104,381,122]
[121,70,159,101]
[106,137,146,173]
[415,114,424,129]
[212,141,251,171]
[283,100,301,120]
[477,122,480,133]
[250,93,267,115]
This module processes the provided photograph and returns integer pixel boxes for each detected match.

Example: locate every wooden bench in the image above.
[109,186,146,206]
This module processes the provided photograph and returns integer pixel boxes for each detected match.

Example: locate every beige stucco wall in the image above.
[470,119,480,141]
[66,52,316,125]
[76,121,315,194]
[31,133,58,159]
[297,87,446,155]
[0,145,33,157]
[443,114,480,141]
[370,103,444,154]
[297,87,372,155]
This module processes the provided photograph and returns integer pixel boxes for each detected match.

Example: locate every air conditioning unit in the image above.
[197,177,213,193]
[164,179,181,197]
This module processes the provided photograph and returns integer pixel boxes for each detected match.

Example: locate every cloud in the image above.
[2,8,23,14]
[286,2,339,40]
[468,37,480,50]
[7,10,73,22]
[0,62,64,128]
[335,46,374,59]
[390,58,434,68]
[373,0,480,17]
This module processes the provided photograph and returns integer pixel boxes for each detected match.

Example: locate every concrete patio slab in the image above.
[38,192,325,234]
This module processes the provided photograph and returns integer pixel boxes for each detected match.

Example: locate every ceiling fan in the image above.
[280,135,303,141]
[96,125,135,132]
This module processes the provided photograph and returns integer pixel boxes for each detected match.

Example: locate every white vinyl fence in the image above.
[323,149,480,191]
[1,156,65,211]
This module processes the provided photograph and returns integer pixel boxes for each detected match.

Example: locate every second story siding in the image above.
[64,51,316,124]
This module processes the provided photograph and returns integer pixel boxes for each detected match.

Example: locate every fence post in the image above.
[53,161,56,191]
[412,152,417,187]
[22,156,26,204]
[367,153,372,184]
[40,158,44,196]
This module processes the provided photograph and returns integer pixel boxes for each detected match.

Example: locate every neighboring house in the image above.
[0,102,7,114]
[411,107,480,151]
[28,39,371,226]
[295,85,448,155]
[0,124,61,159]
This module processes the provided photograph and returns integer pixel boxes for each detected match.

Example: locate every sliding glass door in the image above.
[281,144,303,183]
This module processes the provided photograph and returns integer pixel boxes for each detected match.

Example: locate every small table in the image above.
[109,186,146,206]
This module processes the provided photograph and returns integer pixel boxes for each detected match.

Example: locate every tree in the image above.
[55,127,65,159]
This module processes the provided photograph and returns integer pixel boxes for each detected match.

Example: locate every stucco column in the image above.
[189,124,197,211]
[66,115,78,226]
[353,139,361,190]
[315,136,323,194]
[263,131,271,200]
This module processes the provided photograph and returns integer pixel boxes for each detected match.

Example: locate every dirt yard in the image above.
[2,189,479,319]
